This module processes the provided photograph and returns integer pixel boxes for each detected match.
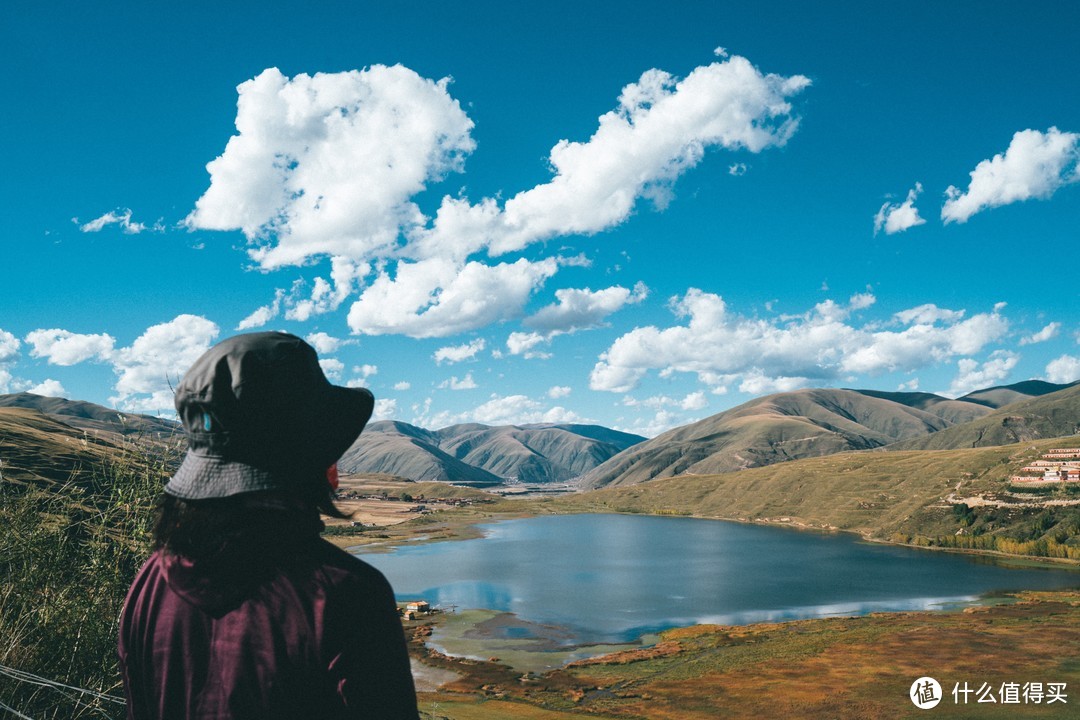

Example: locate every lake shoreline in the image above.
[329,500,1080,568]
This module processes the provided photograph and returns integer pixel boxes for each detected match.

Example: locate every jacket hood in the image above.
[160,505,325,617]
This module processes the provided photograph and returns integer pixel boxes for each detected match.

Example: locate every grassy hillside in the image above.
[0,392,179,440]
[555,437,1080,559]
[888,383,1080,451]
[0,406,128,486]
[579,388,967,489]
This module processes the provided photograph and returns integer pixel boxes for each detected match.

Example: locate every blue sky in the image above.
[2,1,1079,436]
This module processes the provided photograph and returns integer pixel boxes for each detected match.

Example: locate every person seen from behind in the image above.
[119,332,419,719]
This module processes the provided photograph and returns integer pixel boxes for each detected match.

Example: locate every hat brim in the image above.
[165,385,374,500]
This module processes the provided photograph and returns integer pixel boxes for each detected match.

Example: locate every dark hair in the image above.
[154,482,350,562]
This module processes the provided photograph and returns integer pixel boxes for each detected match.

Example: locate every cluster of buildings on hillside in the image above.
[1010,448,1080,484]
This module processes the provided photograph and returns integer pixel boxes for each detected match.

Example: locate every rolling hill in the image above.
[887,382,1080,451]
[0,392,179,440]
[578,382,1077,489]
[0,406,131,486]
[338,421,646,485]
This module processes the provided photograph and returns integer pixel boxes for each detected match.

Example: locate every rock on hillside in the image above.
[579,388,975,489]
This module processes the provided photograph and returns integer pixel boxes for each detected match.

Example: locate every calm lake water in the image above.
[356,514,1080,644]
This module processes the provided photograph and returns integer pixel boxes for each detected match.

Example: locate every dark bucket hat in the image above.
[165,332,374,500]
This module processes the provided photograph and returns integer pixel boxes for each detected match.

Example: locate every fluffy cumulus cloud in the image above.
[372,398,398,421]
[548,385,572,399]
[393,381,411,391]
[110,315,221,412]
[1020,322,1060,346]
[505,331,552,360]
[319,358,345,380]
[591,291,1009,394]
[286,258,368,322]
[1045,355,1080,384]
[26,379,66,398]
[413,55,809,260]
[873,183,926,235]
[24,329,116,365]
[433,338,486,364]
[348,258,559,338]
[189,55,810,339]
[524,282,648,334]
[186,66,475,269]
[942,127,1080,223]
[623,391,709,412]
[305,331,351,355]
[237,290,284,330]
[947,351,1019,397]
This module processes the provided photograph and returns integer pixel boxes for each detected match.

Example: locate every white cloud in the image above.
[187,55,811,341]
[947,351,1019,397]
[524,282,648,334]
[438,373,477,390]
[186,66,475,269]
[27,379,66,398]
[0,330,19,394]
[352,364,378,378]
[412,54,810,260]
[893,304,964,325]
[0,329,21,363]
[414,393,584,428]
[433,338,486,364]
[347,257,560,338]
[622,391,709,412]
[548,385,572,399]
[505,331,552,360]
[942,127,1080,223]
[319,357,345,380]
[305,331,349,354]
[1045,355,1080,384]
[679,391,708,411]
[616,409,681,438]
[873,183,926,235]
[110,315,221,413]
[24,329,115,366]
[237,289,284,330]
[393,381,411,391]
[1020,322,1060,346]
[76,208,157,234]
[285,257,368,322]
[738,372,808,395]
[898,378,920,391]
[372,398,398,421]
[591,291,1009,394]
[728,162,748,176]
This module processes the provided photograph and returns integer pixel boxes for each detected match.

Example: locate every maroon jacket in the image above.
[119,538,418,719]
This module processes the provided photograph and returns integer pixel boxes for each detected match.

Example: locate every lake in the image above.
[356,513,1080,645]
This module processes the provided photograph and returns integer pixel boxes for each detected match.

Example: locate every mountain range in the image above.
[2,379,1077,490]
[578,381,1079,488]
[337,421,646,486]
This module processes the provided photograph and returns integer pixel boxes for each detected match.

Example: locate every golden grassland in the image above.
[411,591,1080,719]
